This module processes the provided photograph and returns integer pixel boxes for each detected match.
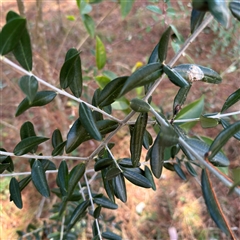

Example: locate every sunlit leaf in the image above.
[120,0,134,18]
[82,14,95,38]
[96,35,106,70]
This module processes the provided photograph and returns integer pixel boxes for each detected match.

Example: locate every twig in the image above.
[60,215,65,240]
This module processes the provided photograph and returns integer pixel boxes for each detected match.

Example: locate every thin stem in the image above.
[60,215,65,240]
[84,174,102,240]
[1,57,121,123]
[105,144,122,172]
[179,137,240,196]
[18,227,43,238]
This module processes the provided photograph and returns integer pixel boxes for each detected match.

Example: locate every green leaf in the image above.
[209,121,240,160]
[18,175,32,192]
[9,177,23,209]
[118,158,137,168]
[113,173,127,202]
[94,158,113,171]
[67,163,85,198]
[229,1,240,21]
[191,9,206,34]
[184,161,197,177]
[173,163,187,181]
[6,11,32,71]
[220,119,240,140]
[66,200,90,232]
[143,130,153,150]
[13,136,49,156]
[65,119,118,153]
[57,161,69,196]
[96,35,106,70]
[119,63,163,97]
[148,42,159,64]
[130,98,150,113]
[123,168,152,188]
[105,167,121,181]
[79,0,92,15]
[184,138,229,167]
[208,0,230,27]
[18,75,38,103]
[82,14,95,38]
[201,169,233,236]
[79,102,102,141]
[158,26,172,63]
[52,141,66,156]
[102,231,122,240]
[130,113,148,167]
[0,148,14,172]
[146,5,162,15]
[120,0,134,18]
[95,75,111,89]
[31,160,50,197]
[93,206,102,219]
[0,163,10,173]
[15,91,57,116]
[221,88,240,113]
[60,48,80,89]
[200,114,219,128]
[144,165,156,190]
[20,121,36,139]
[51,129,63,148]
[0,17,26,55]
[101,168,115,203]
[93,195,118,209]
[98,76,128,108]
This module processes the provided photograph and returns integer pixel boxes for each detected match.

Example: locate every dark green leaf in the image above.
[209,121,240,160]
[18,75,38,104]
[18,175,32,192]
[191,9,206,33]
[41,159,56,171]
[96,35,106,70]
[60,48,80,89]
[0,163,10,173]
[143,129,153,150]
[130,98,150,113]
[102,231,122,240]
[98,76,128,108]
[101,168,115,203]
[130,113,148,167]
[13,136,49,155]
[123,168,152,188]
[184,161,197,177]
[120,0,134,18]
[67,163,85,198]
[105,167,121,181]
[51,141,66,156]
[52,129,63,148]
[201,169,233,236]
[0,148,14,172]
[82,14,95,38]
[220,119,240,140]
[66,200,90,232]
[31,160,50,197]
[10,177,23,209]
[20,121,36,140]
[158,26,172,63]
[173,163,187,181]
[221,88,240,113]
[144,165,156,190]
[93,195,118,209]
[0,17,26,55]
[57,161,69,196]
[113,173,127,202]
[93,206,102,219]
[148,42,159,64]
[119,63,163,97]
[229,1,240,21]
[94,158,113,171]
[118,158,138,168]
[15,91,57,116]
[79,102,102,141]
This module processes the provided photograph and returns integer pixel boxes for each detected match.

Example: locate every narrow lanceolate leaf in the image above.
[68,51,82,98]
[208,0,230,27]
[150,133,164,178]
[229,1,240,21]
[94,158,113,171]
[20,121,36,139]
[163,64,189,87]
[57,161,69,196]
[67,163,85,198]
[221,119,240,141]
[130,98,150,113]
[143,130,153,150]
[144,165,156,190]
[221,88,240,113]
[102,231,122,240]
[201,169,235,237]
[130,113,148,167]
[148,42,159,64]
[65,119,118,153]
[184,161,197,177]
[158,26,172,63]
[173,163,187,181]
[105,167,121,181]
[0,18,26,55]
[200,115,219,128]
[82,14,95,38]
[6,11,32,71]
[13,136,49,156]
[123,169,152,188]
[173,86,191,115]
[18,75,38,103]
[208,121,240,160]
[66,200,90,232]
[183,138,229,167]
[98,76,128,108]
[119,63,163,97]
[96,36,106,70]
[31,160,50,197]
[52,129,63,148]
[52,141,66,156]
[79,102,102,141]
[101,168,115,203]
[93,195,118,209]
[15,91,57,116]
[191,9,206,34]
[113,173,127,202]
[10,177,23,209]
[60,48,80,89]
[172,64,222,84]
[120,0,134,18]
[18,175,32,192]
